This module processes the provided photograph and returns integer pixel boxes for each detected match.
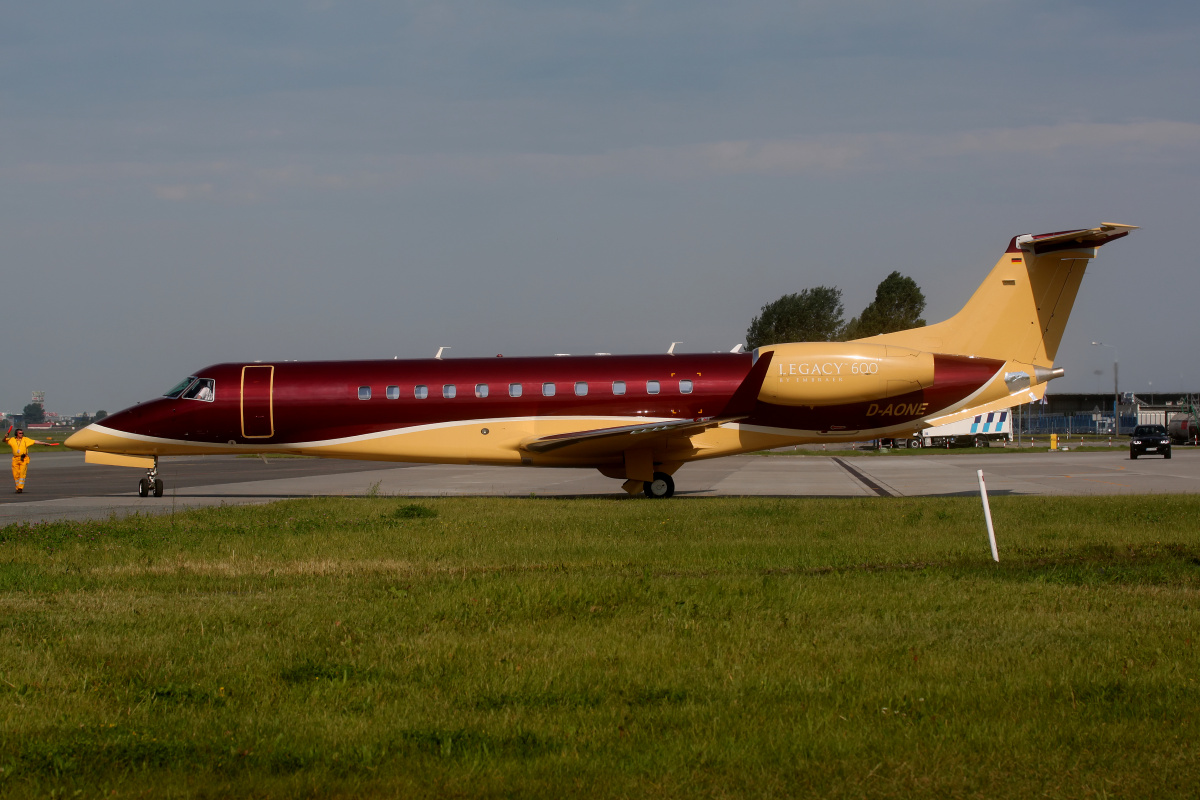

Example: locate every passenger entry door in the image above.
[241,365,275,438]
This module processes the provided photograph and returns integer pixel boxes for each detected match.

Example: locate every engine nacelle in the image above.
[755,342,935,407]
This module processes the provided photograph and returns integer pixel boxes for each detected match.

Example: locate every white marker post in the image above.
[977,469,999,562]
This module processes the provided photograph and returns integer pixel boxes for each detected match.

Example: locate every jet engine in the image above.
[754,342,935,407]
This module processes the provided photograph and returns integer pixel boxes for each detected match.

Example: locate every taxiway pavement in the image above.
[2,449,1197,525]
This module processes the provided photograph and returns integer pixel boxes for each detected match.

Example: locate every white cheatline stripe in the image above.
[83,416,679,451]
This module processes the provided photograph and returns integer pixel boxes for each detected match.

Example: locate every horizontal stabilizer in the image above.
[1016,223,1138,254]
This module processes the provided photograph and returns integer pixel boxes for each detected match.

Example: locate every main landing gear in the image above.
[137,458,164,498]
[643,472,675,499]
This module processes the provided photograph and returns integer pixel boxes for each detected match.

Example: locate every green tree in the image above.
[95,410,108,421]
[746,286,845,350]
[843,271,926,340]
[23,402,45,424]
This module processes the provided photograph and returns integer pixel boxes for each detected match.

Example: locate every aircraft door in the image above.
[241,365,275,438]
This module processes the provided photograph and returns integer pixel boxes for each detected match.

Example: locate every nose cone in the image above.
[65,424,110,451]
[65,422,143,453]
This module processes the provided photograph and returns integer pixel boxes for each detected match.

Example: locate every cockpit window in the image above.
[163,377,197,398]
[182,378,216,402]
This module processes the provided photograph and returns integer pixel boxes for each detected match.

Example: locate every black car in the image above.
[1130,424,1172,459]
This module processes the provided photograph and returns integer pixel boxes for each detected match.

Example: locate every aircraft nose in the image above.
[65,426,106,451]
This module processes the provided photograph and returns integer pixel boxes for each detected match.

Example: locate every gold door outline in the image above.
[240,365,275,439]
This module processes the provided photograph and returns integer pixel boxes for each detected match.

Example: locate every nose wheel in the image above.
[137,459,164,497]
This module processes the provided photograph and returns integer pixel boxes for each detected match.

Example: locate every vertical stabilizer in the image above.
[858,223,1136,366]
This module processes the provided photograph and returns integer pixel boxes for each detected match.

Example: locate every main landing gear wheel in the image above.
[643,472,675,499]
[138,459,164,497]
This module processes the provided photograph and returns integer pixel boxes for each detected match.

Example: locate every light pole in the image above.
[1091,342,1119,433]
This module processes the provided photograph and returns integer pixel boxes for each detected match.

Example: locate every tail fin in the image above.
[859,223,1137,365]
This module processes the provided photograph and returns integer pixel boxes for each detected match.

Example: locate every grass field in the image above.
[1,495,1198,798]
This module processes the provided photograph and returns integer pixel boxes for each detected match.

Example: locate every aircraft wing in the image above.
[520,351,774,456]
[520,416,741,455]
[921,383,1048,429]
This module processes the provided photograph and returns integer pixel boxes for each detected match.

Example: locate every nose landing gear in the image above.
[137,458,164,497]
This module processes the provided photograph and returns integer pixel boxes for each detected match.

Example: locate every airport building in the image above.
[1028,392,1199,436]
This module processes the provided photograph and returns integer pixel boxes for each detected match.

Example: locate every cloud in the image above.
[235,118,1200,189]
[8,119,1200,202]
[940,120,1200,157]
[153,182,214,201]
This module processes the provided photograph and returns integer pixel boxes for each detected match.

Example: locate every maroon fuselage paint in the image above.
[96,352,1004,450]
[102,354,752,445]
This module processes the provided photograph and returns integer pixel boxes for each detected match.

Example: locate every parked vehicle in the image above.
[886,409,1013,449]
[1130,424,1172,459]
[1168,413,1198,444]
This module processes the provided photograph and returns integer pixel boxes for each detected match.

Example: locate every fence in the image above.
[1020,413,1139,435]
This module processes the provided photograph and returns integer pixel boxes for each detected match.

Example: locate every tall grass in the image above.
[1,496,1197,797]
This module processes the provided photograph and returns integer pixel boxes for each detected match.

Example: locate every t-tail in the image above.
[860,223,1137,365]
[851,223,1135,416]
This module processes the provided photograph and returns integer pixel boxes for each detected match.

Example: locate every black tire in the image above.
[138,478,150,497]
[153,479,164,497]
[1130,451,1137,460]
[909,439,921,449]
[1165,450,1172,460]
[643,472,675,499]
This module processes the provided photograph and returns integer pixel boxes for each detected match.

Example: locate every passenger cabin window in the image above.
[182,378,216,402]
[358,386,372,400]
[443,384,457,399]
[386,385,400,400]
[509,383,523,398]
[575,381,588,396]
[542,383,556,397]
[415,385,429,399]
[679,379,694,394]
[612,380,626,395]
[647,380,660,395]
[163,377,198,399]
[475,384,488,398]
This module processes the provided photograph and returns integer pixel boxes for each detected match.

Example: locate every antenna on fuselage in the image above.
[434,346,450,360]
[668,342,682,355]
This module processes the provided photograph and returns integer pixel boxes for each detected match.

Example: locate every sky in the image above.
[2,0,1198,415]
